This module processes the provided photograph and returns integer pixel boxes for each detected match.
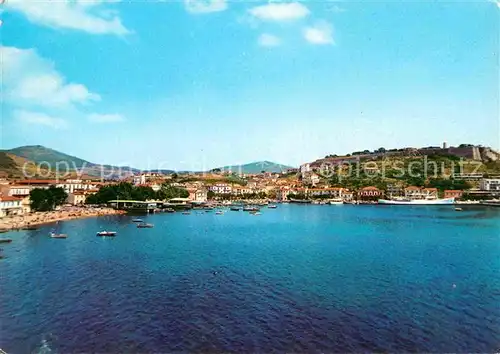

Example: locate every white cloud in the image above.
[303,21,334,45]
[258,33,281,47]
[15,110,68,129]
[88,113,125,123]
[5,0,129,35]
[184,0,227,13]
[1,46,100,109]
[249,2,309,21]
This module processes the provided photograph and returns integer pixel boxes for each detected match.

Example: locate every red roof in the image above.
[405,186,421,190]
[361,186,380,191]
[0,196,22,202]
[17,179,56,184]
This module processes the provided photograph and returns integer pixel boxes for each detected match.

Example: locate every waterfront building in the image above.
[444,190,464,199]
[386,183,403,198]
[0,195,23,217]
[480,178,500,191]
[187,187,208,202]
[358,186,383,199]
[0,185,31,213]
[67,191,87,205]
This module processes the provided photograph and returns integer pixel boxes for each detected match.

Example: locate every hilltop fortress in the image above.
[301,143,500,171]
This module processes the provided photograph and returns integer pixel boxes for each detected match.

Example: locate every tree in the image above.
[30,186,68,211]
[207,190,215,199]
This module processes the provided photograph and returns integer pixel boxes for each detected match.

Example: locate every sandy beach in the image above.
[0,207,126,231]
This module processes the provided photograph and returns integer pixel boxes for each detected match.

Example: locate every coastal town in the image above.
[0,142,499,230]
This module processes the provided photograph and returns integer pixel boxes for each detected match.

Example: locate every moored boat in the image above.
[164,208,175,213]
[329,199,343,205]
[50,232,68,239]
[96,231,117,237]
[268,204,277,209]
[21,226,38,230]
[230,207,241,211]
[137,223,154,228]
[378,198,455,205]
[215,211,224,215]
[0,239,12,244]
[132,218,143,223]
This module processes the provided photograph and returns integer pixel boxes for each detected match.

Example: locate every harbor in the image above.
[0,204,498,353]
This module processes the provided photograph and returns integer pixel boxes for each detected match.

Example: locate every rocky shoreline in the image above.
[0,207,126,231]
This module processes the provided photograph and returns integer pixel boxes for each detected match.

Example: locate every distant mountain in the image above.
[4,145,140,179]
[215,161,294,174]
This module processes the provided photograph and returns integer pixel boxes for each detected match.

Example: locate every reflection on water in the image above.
[1,205,499,352]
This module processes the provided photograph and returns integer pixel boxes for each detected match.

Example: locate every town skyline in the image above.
[2,1,498,170]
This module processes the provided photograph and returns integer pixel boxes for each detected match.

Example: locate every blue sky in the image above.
[1,0,498,170]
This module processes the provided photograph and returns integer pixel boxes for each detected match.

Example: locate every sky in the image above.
[1,0,499,170]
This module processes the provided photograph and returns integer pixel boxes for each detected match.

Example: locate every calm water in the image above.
[1,204,499,353]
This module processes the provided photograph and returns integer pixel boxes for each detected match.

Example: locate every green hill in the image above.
[8,145,89,168]
[4,145,140,178]
[215,161,294,174]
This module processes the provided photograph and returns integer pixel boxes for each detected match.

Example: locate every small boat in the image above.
[330,199,343,205]
[243,206,260,212]
[215,211,224,215]
[137,223,154,228]
[96,231,117,237]
[0,239,12,244]
[132,218,143,223]
[21,226,38,231]
[268,205,277,209]
[164,208,175,213]
[378,198,455,205]
[230,207,241,211]
[455,207,463,211]
[50,232,67,239]
[254,212,262,216]
[183,211,191,215]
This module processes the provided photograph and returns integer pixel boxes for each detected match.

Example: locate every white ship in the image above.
[378,197,455,205]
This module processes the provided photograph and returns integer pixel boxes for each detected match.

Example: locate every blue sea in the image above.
[0,204,499,353]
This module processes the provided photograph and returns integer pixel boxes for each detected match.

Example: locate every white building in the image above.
[67,191,87,205]
[208,183,232,194]
[0,185,32,213]
[480,178,500,191]
[0,196,23,217]
[133,174,147,186]
[187,188,208,202]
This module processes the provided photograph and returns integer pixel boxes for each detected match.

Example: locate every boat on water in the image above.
[378,197,455,205]
[50,232,67,239]
[215,211,224,215]
[132,218,143,223]
[0,239,12,244]
[455,207,463,211]
[137,223,154,228]
[268,204,277,209]
[230,207,241,211]
[164,208,175,213]
[183,211,191,215]
[289,199,312,204]
[243,206,260,212]
[329,199,343,205]
[21,226,38,231]
[96,231,117,237]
